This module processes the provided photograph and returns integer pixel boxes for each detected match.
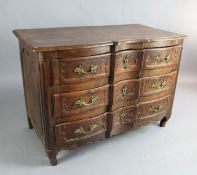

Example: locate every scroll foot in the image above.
[159,117,168,127]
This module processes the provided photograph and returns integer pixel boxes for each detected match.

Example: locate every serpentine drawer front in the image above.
[53,85,109,123]
[14,24,186,166]
[55,113,107,146]
[51,53,111,86]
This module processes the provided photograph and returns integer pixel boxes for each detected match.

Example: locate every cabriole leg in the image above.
[27,117,33,129]
[46,150,57,166]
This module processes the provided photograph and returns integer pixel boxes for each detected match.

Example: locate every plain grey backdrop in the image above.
[0,0,197,175]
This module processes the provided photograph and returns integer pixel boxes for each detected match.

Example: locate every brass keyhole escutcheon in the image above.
[120,112,126,124]
[122,85,128,97]
[123,54,130,69]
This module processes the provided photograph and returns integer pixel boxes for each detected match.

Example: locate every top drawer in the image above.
[51,53,110,86]
[143,45,182,70]
[114,50,143,74]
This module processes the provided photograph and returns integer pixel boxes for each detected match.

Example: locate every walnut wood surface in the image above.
[114,49,143,82]
[14,24,186,166]
[53,85,109,117]
[19,44,44,142]
[51,53,110,85]
[55,113,107,146]
[138,96,171,119]
[111,79,140,110]
[140,71,176,97]
[14,24,186,51]
[109,106,137,136]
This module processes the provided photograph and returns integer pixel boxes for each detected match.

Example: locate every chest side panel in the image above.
[20,43,44,142]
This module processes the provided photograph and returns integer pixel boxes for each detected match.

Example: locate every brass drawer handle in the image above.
[74,64,99,76]
[120,112,126,124]
[74,124,98,135]
[122,85,128,97]
[148,105,163,114]
[154,55,171,63]
[123,54,130,69]
[150,80,166,89]
[74,95,98,108]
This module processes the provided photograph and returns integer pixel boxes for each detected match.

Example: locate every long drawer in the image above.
[51,53,110,86]
[55,113,107,146]
[53,85,109,122]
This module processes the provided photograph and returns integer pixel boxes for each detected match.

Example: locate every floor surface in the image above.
[0,75,197,175]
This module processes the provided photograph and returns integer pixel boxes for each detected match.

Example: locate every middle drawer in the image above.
[111,79,140,110]
[139,71,177,101]
[53,85,109,122]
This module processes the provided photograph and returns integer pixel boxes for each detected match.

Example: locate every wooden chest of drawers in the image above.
[13,24,186,166]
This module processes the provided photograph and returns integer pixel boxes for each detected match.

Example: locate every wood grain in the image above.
[13,24,186,51]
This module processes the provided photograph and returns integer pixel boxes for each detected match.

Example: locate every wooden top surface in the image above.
[14,24,186,51]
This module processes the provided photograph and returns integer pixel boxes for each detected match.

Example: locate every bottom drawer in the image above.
[138,96,171,120]
[110,106,137,136]
[55,113,107,146]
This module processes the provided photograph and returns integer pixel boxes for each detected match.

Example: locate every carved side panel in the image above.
[19,42,44,141]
